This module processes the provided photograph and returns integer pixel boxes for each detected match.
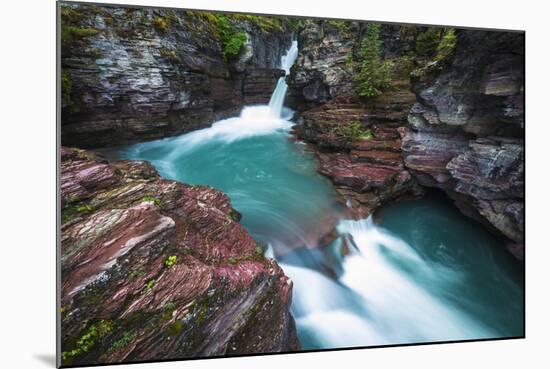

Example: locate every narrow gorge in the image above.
[59,3,524,366]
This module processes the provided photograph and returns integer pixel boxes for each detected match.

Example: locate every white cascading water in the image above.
[113,40,516,350]
[269,40,298,119]
[130,41,300,177]
[281,216,497,348]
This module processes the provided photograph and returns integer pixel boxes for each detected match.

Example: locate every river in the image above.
[100,40,524,350]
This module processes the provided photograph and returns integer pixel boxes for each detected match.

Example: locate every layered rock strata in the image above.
[401,30,524,258]
[60,3,292,147]
[288,22,524,258]
[60,147,299,366]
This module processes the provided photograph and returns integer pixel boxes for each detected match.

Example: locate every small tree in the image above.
[354,23,393,98]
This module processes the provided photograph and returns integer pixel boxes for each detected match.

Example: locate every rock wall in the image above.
[401,30,524,258]
[60,3,292,148]
[290,22,422,218]
[60,147,299,366]
[288,22,524,258]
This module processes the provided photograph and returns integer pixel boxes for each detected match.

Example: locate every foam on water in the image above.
[283,216,498,349]
[102,39,523,351]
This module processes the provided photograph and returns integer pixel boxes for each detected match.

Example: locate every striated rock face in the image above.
[60,147,299,366]
[243,68,285,104]
[289,22,422,217]
[60,3,291,148]
[401,30,525,258]
[295,91,422,217]
[289,22,524,258]
[287,21,357,110]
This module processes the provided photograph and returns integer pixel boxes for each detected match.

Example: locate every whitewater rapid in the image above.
[282,217,499,348]
[103,39,523,350]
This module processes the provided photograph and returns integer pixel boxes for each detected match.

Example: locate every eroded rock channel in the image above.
[60,4,524,366]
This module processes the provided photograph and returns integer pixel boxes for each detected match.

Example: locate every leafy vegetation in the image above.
[435,28,456,61]
[229,14,284,33]
[141,196,162,208]
[143,279,155,293]
[159,48,180,63]
[61,320,114,363]
[415,27,456,61]
[165,255,177,268]
[411,27,457,79]
[61,25,100,44]
[415,28,442,56]
[108,332,136,354]
[167,320,184,336]
[216,15,248,60]
[255,244,264,257]
[228,209,240,222]
[331,121,374,142]
[152,11,178,33]
[62,202,95,223]
[353,23,393,98]
[327,20,351,35]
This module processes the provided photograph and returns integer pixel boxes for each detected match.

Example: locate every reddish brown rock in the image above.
[60,147,299,366]
[294,93,422,217]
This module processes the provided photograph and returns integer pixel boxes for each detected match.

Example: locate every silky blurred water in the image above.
[100,40,523,350]
[280,194,523,349]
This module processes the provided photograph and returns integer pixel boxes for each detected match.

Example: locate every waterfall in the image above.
[121,41,301,174]
[281,216,496,349]
[269,40,298,119]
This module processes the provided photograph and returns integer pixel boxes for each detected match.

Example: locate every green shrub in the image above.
[165,255,177,268]
[255,245,264,257]
[216,15,247,60]
[331,121,374,142]
[185,12,248,60]
[229,14,284,33]
[327,20,351,35]
[62,202,95,223]
[436,28,456,61]
[353,23,393,98]
[61,25,100,44]
[415,28,442,56]
[159,48,180,63]
[167,320,183,336]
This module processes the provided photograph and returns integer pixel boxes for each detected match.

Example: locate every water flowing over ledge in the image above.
[103,40,523,350]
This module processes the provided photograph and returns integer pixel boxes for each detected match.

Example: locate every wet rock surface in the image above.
[294,92,422,218]
[61,3,291,148]
[60,147,299,366]
[288,22,524,257]
[288,21,422,217]
[402,30,525,258]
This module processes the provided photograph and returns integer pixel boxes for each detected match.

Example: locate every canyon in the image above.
[59,3,524,366]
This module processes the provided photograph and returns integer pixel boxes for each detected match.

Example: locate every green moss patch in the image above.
[165,255,177,268]
[140,196,162,208]
[62,201,95,223]
[107,332,136,354]
[61,320,114,364]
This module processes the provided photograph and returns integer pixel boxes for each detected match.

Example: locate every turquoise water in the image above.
[103,109,524,349]
[101,107,339,251]
[101,39,523,347]
[279,194,523,349]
